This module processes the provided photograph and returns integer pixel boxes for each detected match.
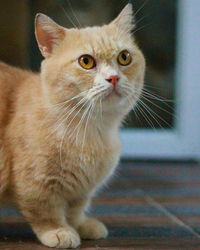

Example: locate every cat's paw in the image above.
[39,227,80,248]
[78,217,108,240]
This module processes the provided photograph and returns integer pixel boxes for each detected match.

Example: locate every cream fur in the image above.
[0,4,145,249]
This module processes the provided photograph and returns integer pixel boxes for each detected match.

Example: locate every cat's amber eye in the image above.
[117,50,132,66]
[78,55,96,70]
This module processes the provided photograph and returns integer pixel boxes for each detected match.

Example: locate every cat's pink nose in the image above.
[106,75,120,87]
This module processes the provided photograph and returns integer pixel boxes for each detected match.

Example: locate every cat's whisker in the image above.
[51,96,87,136]
[133,105,143,126]
[66,0,82,28]
[134,14,149,27]
[99,98,103,125]
[40,91,87,137]
[89,85,109,94]
[126,85,174,129]
[134,0,149,17]
[131,86,174,113]
[50,85,108,166]
[45,91,89,137]
[62,98,89,135]
[73,101,93,146]
[135,104,157,129]
[59,3,78,29]
[58,99,90,168]
[121,85,141,102]
[138,99,172,128]
[88,86,109,100]
[50,91,87,109]
[141,89,175,114]
[121,84,136,96]
[132,22,151,35]
[142,88,174,103]
[81,100,96,155]
[141,95,176,118]
[144,83,172,92]
[142,92,173,104]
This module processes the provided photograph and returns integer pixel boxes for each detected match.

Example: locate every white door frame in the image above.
[121,0,200,160]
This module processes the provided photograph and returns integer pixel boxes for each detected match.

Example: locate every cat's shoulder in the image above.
[0,61,39,91]
[0,61,33,79]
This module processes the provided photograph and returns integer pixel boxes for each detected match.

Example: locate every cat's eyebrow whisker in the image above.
[66,0,82,28]
[134,0,149,17]
[58,3,78,29]
[132,22,152,35]
[134,14,149,27]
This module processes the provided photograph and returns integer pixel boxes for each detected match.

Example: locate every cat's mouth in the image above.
[106,89,122,99]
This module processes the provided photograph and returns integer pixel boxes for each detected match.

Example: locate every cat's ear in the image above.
[35,13,66,58]
[110,3,135,33]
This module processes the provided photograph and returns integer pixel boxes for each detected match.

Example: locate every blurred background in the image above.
[0,0,199,159]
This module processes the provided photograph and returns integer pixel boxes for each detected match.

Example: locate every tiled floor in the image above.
[1,160,200,249]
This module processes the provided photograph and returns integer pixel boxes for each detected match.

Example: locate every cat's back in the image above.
[0,62,27,196]
[0,61,31,94]
[0,62,33,129]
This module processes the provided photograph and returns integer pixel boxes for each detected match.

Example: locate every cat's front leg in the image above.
[67,198,108,240]
[20,199,80,249]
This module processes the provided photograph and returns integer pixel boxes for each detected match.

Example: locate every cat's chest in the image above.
[53,136,121,197]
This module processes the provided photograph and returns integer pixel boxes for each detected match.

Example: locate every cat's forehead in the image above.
[64,25,134,60]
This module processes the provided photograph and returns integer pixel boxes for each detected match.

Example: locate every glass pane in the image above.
[29,0,177,129]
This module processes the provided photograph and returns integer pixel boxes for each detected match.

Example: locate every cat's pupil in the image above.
[83,57,89,65]
[122,53,127,61]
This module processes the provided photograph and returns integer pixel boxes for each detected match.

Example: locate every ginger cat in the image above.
[0,4,145,248]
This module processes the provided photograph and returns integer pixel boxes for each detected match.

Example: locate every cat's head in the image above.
[35,4,145,124]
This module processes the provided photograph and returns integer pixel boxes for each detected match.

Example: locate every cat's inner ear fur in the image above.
[110,3,135,34]
[35,13,66,58]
